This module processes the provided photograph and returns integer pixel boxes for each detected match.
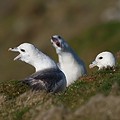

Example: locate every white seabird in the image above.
[9,43,66,93]
[51,35,87,87]
[89,51,116,70]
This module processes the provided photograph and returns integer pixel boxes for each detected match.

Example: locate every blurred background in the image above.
[0,0,120,81]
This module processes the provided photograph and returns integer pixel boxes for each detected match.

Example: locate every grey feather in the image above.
[22,68,66,93]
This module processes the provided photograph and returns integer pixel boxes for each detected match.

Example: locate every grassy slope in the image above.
[0,66,120,120]
[0,22,120,120]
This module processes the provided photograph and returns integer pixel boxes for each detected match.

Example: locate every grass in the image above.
[55,67,120,109]
[0,80,29,99]
[0,66,120,120]
[14,107,30,120]
[0,21,120,119]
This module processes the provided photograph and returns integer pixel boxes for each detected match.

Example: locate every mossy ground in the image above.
[0,66,120,120]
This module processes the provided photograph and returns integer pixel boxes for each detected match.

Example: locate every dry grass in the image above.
[0,66,120,120]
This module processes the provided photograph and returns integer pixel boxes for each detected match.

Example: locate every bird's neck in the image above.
[28,52,57,72]
[58,52,73,64]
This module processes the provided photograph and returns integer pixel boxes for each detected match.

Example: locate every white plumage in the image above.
[51,35,87,86]
[89,51,116,70]
[9,43,66,93]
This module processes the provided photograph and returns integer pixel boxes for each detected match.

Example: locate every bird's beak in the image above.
[8,47,18,52]
[89,61,97,69]
[8,47,21,61]
[51,37,61,48]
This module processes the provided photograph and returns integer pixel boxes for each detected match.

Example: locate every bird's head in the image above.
[9,43,37,63]
[51,35,69,54]
[89,51,116,70]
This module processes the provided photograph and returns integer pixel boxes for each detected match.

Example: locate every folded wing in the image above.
[22,68,66,93]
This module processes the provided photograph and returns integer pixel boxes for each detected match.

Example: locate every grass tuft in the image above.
[0,80,29,99]
[0,66,120,120]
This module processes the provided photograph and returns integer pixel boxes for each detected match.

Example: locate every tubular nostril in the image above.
[8,48,13,51]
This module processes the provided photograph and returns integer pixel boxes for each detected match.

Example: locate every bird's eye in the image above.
[20,49,25,52]
[99,57,103,59]
[58,36,61,39]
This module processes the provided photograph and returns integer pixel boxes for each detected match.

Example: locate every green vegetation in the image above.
[0,66,120,120]
[0,80,29,99]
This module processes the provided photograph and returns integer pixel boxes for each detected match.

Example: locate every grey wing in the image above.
[22,69,66,93]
